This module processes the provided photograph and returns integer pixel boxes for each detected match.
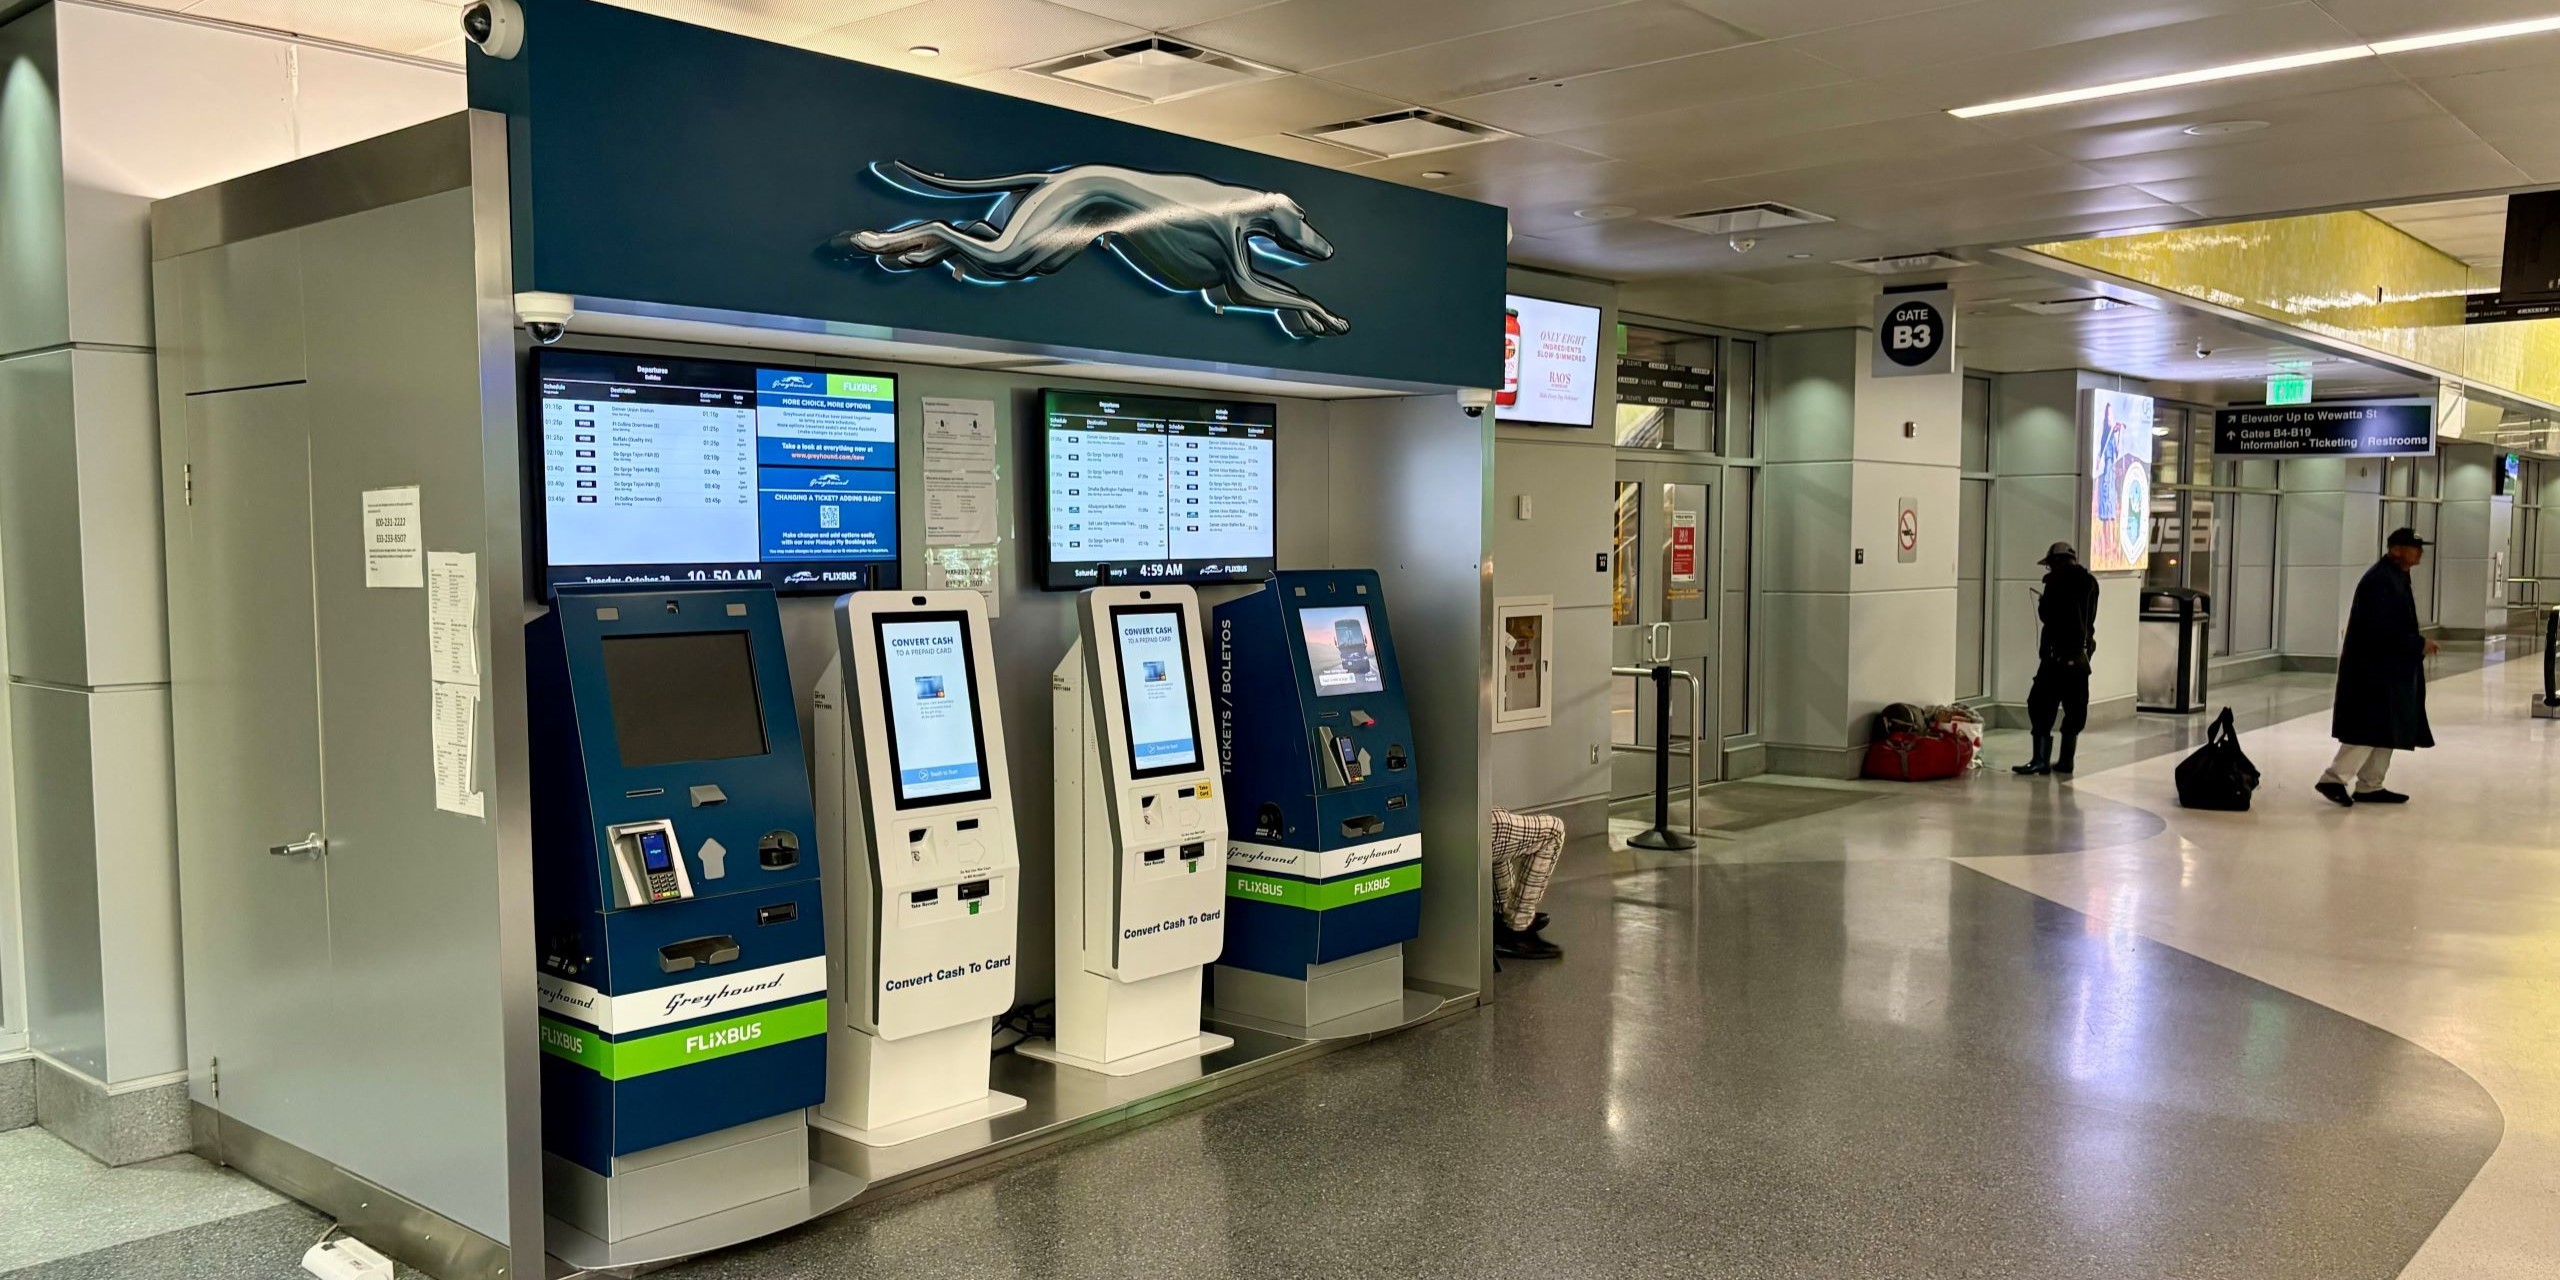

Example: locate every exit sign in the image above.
[2267,371,2312,405]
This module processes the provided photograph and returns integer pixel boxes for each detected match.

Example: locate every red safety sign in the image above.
[1897,508,1919,552]
[1669,518,1698,581]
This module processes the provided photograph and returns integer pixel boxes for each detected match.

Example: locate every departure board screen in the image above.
[535,349,900,595]
[1040,389,1276,589]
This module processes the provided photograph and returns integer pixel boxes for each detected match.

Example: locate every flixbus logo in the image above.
[685,1022,764,1055]
[539,1024,586,1057]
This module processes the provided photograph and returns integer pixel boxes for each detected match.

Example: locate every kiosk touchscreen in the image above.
[1020,586,1235,1074]
[527,588,830,1247]
[1211,570,1422,1029]
[812,591,1025,1143]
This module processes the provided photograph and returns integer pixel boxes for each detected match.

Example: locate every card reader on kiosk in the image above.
[812,590,1026,1144]
[529,588,830,1248]
[1211,570,1422,1029]
[1019,586,1235,1075]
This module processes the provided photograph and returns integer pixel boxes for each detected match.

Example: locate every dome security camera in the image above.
[516,292,575,346]
[462,0,525,60]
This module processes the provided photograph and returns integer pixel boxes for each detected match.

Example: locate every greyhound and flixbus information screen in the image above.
[1039,389,1276,590]
[534,348,901,595]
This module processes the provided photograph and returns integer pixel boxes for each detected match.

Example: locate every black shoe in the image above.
[2355,788,2410,805]
[1531,912,1550,933]
[2316,781,2355,807]
[2051,759,2075,775]
[1494,922,1562,960]
[2012,760,2050,776]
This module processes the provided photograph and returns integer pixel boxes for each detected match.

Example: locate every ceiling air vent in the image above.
[1657,203,1833,235]
[1837,251,1970,274]
[1291,110,1508,158]
[1028,38,1281,104]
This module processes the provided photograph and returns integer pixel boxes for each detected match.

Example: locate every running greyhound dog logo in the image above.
[827,161,1350,339]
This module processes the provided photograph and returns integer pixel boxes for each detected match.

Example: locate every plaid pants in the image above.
[1490,808,1565,932]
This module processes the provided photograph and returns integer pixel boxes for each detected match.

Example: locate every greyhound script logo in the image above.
[827,161,1350,339]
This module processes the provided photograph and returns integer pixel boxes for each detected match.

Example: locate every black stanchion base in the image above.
[1625,828,1697,851]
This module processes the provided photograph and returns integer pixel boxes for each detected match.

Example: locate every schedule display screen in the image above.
[1041,389,1275,589]
[1110,605,1202,779]
[536,349,900,595]
[873,614,991,808]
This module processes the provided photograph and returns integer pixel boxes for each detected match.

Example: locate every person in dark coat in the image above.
[2015,542,2101,777]
[2318,527,2437,806]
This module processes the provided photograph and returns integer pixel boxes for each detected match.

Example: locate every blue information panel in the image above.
[536,349,900,595]
[2213,399,2436,459]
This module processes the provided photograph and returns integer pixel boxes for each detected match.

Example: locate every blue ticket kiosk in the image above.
[528,587,827,1248]
[1210,570,1421,1028]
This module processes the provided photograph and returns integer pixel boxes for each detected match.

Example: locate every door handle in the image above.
[269,833,325,859]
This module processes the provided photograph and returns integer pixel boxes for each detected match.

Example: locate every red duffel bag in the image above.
[1863,729,1974,782]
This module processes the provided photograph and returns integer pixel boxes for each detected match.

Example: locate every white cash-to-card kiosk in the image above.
[812,591,1026,1144]
[1019,586,1235,1075]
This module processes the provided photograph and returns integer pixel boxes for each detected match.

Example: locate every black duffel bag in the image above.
[2175,708,2260,810]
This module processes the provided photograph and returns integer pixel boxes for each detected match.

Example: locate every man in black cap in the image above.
[2015,541,2100,777]
[2319,527,2437,805]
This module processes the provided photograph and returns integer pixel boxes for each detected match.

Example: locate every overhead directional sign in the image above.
[2214,399,2436,458]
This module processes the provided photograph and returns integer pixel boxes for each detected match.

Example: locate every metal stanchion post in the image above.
[1626,664,1696,852]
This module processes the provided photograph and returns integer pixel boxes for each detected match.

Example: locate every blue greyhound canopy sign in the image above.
[468,0,1503,390]
[833,162,1351,339]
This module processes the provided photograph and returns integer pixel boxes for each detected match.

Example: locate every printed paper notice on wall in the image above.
[362,486,423,588]
[428,551,480,688]
[1668,510,1700,583]
[922,396,1001,614]
[432,680,483,817]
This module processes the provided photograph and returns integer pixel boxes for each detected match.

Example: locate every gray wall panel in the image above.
[0,6,70,357]
[0,347,87,684]
[11,682,104,1075]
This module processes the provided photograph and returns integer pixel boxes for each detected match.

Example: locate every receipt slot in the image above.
[528,588,828,1248]
[812,590,1027,1144]
[1210,570,1421,1029]
[1020,586,1235,1074]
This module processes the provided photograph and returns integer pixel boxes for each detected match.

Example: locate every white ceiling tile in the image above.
[1955,54,2400,137]
[1170,0,1627,73]
[1435,42,1851,134]
[2081,111,2485,185]
[955,67,1147,115]
[1864,2,2367,113]
[2137,135,2528,210]
[1543,80,1932,168]
[187,0,467,53]
[2378,28,2560,80]
[1341,135,1623,184]
[603,0,917,43]
[1782,0,2297,79]
[2016,81,2448,164]
[1225,132,1375,165]
[1668,0,1970,41]
[1049,0,1281,28]
[1110,75,1405,141]
[2313,0,2560,42]
[1716,141,2071,208]
[801,0,1145,77]
[1311,1,1758,103]
[1565,104,1997,179]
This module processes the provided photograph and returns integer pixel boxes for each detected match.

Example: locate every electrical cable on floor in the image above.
[991,999,1055,1056]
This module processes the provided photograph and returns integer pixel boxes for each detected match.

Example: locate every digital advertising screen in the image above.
[2085,389,2156,574]
[873,614,991,808]
[1109,605,1202,778]
[535,348,900,595]
[1042,390,1276,590]
[600,631,770,768]
[1497,295,1603,427]
[1298,605,1385,698]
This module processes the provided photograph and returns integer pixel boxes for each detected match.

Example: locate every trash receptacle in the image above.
[2138,588,2210,713]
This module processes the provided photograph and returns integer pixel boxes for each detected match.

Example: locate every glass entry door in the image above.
[1610,459,1720,802]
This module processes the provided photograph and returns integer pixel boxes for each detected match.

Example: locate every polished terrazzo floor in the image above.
[5,650,2542,1279]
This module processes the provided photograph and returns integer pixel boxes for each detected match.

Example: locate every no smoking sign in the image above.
[1896,498,1919,564]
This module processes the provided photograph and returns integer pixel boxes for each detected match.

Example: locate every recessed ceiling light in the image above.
[1947,16,2560,118]
[1291,109,1510,158]
[1789,252,1812,259]
[1574,205,1635,221]
[908,45,940,58]
[1783,324,1804,330]
[2183,119,2270,136]
[1420,170,1451,180]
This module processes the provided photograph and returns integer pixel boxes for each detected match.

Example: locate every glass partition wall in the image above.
[2147,403,2280,658]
